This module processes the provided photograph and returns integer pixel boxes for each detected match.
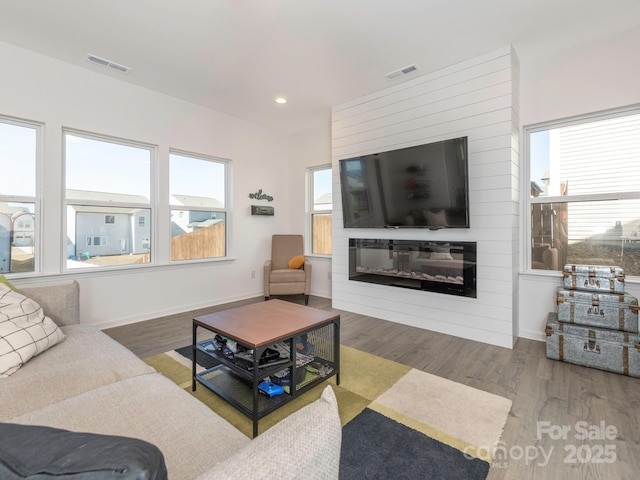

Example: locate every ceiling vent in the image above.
[385,63,421,80]
[86,54,131,74]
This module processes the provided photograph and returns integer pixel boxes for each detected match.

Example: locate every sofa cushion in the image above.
[0,284,66,378]
[19,281,80,327]
[0,324,155,421]
[269,268,306,283]
[0,423,167,480]
[195,385,342,480]
[11,374,250,480]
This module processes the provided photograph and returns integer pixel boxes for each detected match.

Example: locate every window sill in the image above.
[304,253,331,260]
[10,257,237,285]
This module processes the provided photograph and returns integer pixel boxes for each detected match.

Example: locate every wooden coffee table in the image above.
[192,299,340,437]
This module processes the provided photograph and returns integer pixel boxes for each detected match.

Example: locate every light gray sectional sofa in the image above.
[0,281,342,479]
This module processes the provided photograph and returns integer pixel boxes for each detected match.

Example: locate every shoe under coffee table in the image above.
[192,299,340,437]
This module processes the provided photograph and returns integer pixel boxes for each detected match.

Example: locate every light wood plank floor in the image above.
[104,295,640,480]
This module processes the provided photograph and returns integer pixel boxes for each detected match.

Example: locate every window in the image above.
[526,106,640,275]
[64,130,153,269]
[309,165,332,255]
[169,151,229,261]
[86,236,109,247]
[0,117,40,274]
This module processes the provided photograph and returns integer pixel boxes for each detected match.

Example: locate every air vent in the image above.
[385,63,421,80]
[86,54,131,74]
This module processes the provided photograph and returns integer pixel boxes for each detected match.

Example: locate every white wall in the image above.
[518,26,640,341]
[331,46,519,349]
[289,122,333,298]
[0,41,291,328]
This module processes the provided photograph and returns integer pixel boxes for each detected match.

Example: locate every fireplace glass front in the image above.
[349,238,477,298]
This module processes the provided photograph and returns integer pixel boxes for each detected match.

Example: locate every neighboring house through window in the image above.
[526,106,640,275]
[0,116,40,274]
[64,130,153,268]
[169,150,229,261]
[309,165,332,255]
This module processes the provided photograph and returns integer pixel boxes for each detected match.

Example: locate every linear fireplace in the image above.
[349,239,477,298]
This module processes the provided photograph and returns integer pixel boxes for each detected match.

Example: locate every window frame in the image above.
[523,104,640,276]
[0,115,43,276]
[307,164,333,256]
[168,149,231,263]
[62,128,156,272]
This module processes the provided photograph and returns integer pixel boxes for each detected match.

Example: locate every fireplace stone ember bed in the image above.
[348,239,477,298]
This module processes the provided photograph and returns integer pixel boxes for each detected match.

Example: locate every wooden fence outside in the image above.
[171,218,327,259]
[171,223,225,260]
[313,214,332,255]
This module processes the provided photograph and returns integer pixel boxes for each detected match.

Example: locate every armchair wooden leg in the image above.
[304,294,309,305]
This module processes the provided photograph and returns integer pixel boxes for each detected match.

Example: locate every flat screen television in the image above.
[339,136,469,229]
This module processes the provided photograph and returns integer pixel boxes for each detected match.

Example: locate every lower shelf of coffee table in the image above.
[195,366,291,418]
[195,362,338,420]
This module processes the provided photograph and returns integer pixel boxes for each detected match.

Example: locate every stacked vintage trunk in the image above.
[546,264,640,377]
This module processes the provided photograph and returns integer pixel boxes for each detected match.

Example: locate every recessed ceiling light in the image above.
[275,97,287,104]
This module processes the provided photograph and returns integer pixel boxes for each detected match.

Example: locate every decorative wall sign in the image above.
[249,189,273,202]
[251,205,274,216]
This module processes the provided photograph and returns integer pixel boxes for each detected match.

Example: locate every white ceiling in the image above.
[0,0,639,134]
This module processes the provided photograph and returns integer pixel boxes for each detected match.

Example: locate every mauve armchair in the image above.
[264,234,311,305]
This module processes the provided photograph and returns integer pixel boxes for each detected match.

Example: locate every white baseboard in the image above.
[95,290,333,330]
[95,290,264,330]
[518,328,545,343]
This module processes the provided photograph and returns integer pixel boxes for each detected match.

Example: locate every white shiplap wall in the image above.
[331,46,519,349]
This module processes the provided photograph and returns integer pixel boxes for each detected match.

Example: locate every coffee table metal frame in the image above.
[191,300,340,437]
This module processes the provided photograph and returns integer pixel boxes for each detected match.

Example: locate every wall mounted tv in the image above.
[339,137,469,229]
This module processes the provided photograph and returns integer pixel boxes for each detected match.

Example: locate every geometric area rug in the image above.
[144,345,512,480]
[338,363,512,480]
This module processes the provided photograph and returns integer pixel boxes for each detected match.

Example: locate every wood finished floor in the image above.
[104,295,640,480]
